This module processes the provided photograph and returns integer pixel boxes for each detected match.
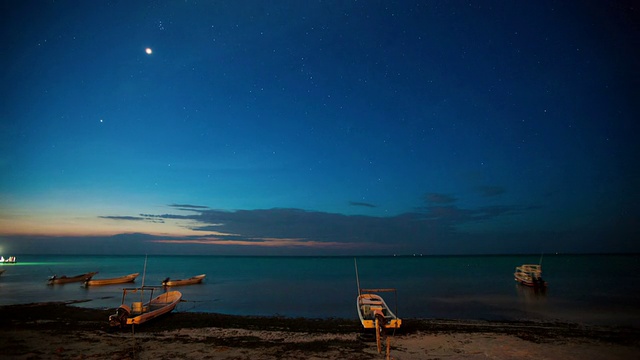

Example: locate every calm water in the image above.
[1,254,638,327]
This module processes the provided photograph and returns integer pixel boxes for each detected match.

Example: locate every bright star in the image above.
[145,48,153,55]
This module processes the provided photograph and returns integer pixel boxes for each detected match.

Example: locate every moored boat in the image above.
[514,264,547,288]
[0,256,16,263]
[108,286,182,327]
[84,272,139,286]
[48,271,98,285]
[162,274,205,286]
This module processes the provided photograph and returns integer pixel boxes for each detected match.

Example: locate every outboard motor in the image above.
[109,304,131,328]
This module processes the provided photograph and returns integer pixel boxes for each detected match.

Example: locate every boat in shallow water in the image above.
[48,271,98,285]
[162,274,205,286]
[109,286,182,327]
[0,256,16,263]
[84,272,139,286]
[514,264,547,288]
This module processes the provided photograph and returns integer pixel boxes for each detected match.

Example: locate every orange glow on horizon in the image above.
[0,214,222,238]
[152,237,363,249]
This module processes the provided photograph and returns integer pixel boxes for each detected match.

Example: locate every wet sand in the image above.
[1,301,638,359]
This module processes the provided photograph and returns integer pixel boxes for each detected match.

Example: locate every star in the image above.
[145,48,153,55]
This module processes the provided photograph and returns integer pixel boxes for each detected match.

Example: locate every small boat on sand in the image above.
[354,259,401,355]
[162,274,205,286]
[357,290,402,331]
[109,286,182,327]
[48,271,98,285]
[84,273,139,286]
[514,264,547,288]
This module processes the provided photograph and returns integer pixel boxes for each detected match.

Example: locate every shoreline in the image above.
[1,301,639,359]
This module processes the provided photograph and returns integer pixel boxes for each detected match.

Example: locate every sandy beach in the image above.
[1,301,638,359]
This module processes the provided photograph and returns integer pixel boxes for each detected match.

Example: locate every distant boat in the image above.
[48,271,98,285]
[0,256,16,263]
[514,264,547,288]
[354,259,401,355]
[162,274,205,287]
[84,273,139,286]
[108,286,182,327]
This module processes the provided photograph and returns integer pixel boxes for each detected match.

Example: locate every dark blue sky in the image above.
[1,1,638,255]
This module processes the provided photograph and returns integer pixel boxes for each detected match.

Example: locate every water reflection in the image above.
[515,283,547,302]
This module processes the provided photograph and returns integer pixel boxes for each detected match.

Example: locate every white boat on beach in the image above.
[354,259,401,355]
[109,286,182,327]
[357,290,402,331]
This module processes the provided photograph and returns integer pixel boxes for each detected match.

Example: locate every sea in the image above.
[1,254,638,327]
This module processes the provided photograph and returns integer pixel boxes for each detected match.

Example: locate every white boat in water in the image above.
[162,274,205,287]
[48,271,98,285]
[84,272,139,286]
[0,256,16,263]
[514,264,547,288]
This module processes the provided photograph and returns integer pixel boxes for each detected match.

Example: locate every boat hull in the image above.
[85,273,139,286]
[514,264,547,288]
[357,293,402,330]
[109,289,182,327]
[162,274,205,286]
[48,272,98,285]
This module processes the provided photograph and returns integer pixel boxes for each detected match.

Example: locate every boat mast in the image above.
[140,254,148,302]
[141,254,148,287]
[354,258,361,296]
[538,253,544,266]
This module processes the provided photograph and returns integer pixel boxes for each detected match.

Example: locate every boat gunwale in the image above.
[357,292,401,330]
[48,271,98,284]
[125,290,182,325]
[84,272,140,286]
[162,274,206,286]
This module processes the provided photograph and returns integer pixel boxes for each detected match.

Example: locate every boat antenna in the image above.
[539,253,544,266]
[354,258,361,296]
[141,254,148,287]
[139,254,148,304]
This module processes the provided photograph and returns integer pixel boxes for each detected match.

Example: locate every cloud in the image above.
[99,216,146,221]
[133,203,528,253]
[169,204,210,211]
[3,195,552,255]
[6,196,637,255]
[151,236,359,249]
[425,193,457,204]
[349,201,377,208]
[99,215,164,224]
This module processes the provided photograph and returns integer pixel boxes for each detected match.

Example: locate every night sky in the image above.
[1,1,638,255]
